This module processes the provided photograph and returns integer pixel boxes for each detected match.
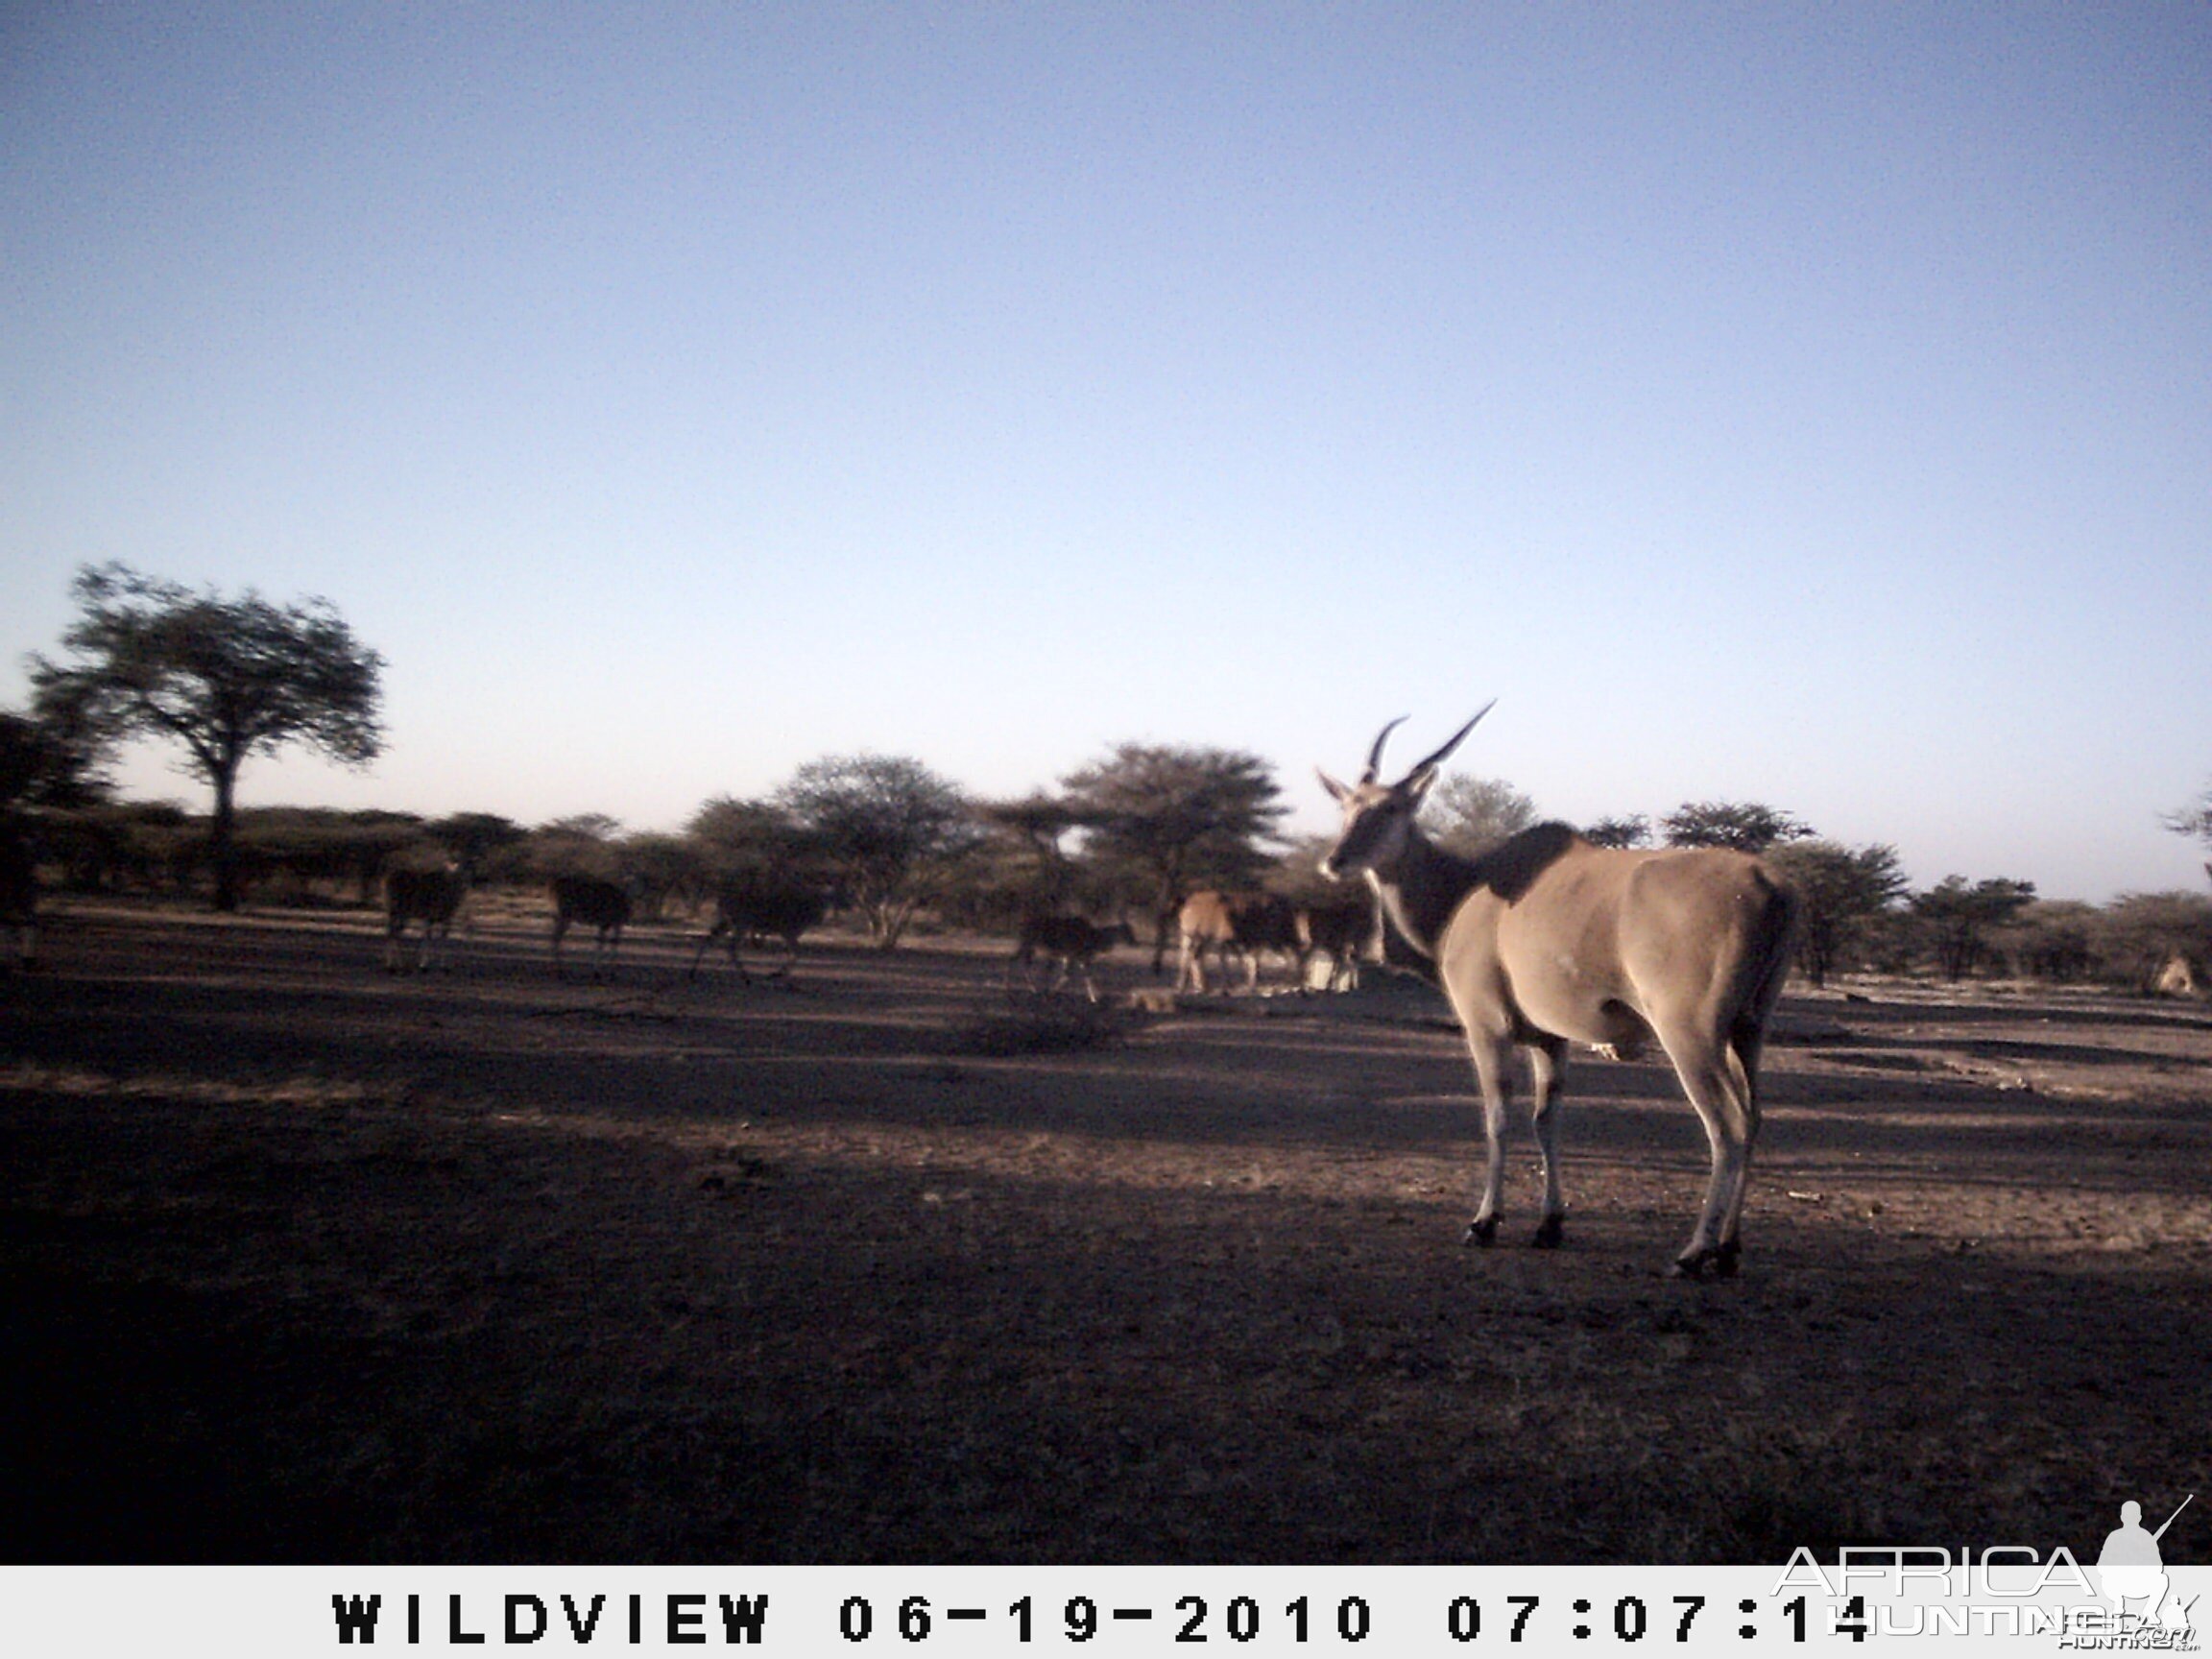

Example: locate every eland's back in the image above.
[1443,833,1793,1063]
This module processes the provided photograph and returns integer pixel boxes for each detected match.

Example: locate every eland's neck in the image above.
[1368,830,1481,962]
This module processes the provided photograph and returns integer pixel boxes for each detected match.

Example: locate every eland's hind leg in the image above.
[1717,1025,1767,1251]
[1175,939,1202,994]
[1527,1036,1571,1247]
[1653,1022,1758,1277]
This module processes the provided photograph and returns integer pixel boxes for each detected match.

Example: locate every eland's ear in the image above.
[1316,766,1354,805]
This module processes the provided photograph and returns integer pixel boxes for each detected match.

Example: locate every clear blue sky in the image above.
[5,4,2208,902]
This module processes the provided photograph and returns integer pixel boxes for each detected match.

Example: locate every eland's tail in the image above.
[1730,868,1801,1080]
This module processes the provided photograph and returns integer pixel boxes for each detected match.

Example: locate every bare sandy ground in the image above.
[2,902,2207,1563]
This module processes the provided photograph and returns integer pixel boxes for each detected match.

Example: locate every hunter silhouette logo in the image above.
[2098,1493,2194,1633]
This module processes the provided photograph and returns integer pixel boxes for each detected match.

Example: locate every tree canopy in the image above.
[0,708,110,812]
[30,564,385,910]
[976,791,1084,863]
[776,754,977,948]
[1580,814,1652,849]
[968,791,1091,915]
[1421,774,1538,857]
[2163,783,2212,862]
[1767,839,1909,986]
[686,796,815,870]
[1911,875,2038,980]
[1059,742,1286,969]
[1660,800,1817,854]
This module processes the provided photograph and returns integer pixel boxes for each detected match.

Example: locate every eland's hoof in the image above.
[1713,1239,1743,1278]
[1464,1215,1500,1248]
[1670,1251,1711,1280]
[1530,1214,1565,1249]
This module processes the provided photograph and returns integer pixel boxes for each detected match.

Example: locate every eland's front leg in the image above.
[1462,1033,1515,1246]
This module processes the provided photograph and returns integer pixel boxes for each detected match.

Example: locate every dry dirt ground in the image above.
[2,901,2208,1565]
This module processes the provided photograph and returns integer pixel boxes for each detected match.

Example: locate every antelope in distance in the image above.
[383,861,469,974]
[1318,709,1799,1278]
[549,873,634,980]
[1296,895,1376,992]
[1004,914,1140,1003]
[687,878,834,985]
[1175,891,1306,994]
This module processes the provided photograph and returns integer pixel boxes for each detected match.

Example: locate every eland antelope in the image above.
[1175,891,1303,994]
[688,878,834,984]
[383,862,469,974]
[1005,914,1139,1002]
[550,874,634,980]
[1318,709,1799,1278]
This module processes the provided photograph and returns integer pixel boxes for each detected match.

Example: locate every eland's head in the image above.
[1316,703,1494,881]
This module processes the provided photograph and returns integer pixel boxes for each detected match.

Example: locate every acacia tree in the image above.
[1661,800,1816,854]
[1059,742,1286,973]
[30,564,385,911]
[917,791,1113,934]
[681,794,846,923]
[975,792,1085,905]
[776,754,977,949]
[2001,900,2102,983]
[1766,840,1910,987]
[1581,814,1651,849]
[1911,876,2037,980]
[617,831,708,922]
[2163,783,2212,884]
[686,795,816,875]
[521,813,626,886]
[1,707,110,812]
[1422,774,1538,857]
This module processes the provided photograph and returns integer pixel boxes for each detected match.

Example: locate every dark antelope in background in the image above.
[1004,914,1139,1003]
[688,878,834,984]
[1174,890,1303,994]
[383,862,469,974]
[549,874,634,980]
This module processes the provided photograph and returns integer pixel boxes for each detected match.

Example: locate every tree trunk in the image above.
[1150,901,1179,977]
[209,761,241,913]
